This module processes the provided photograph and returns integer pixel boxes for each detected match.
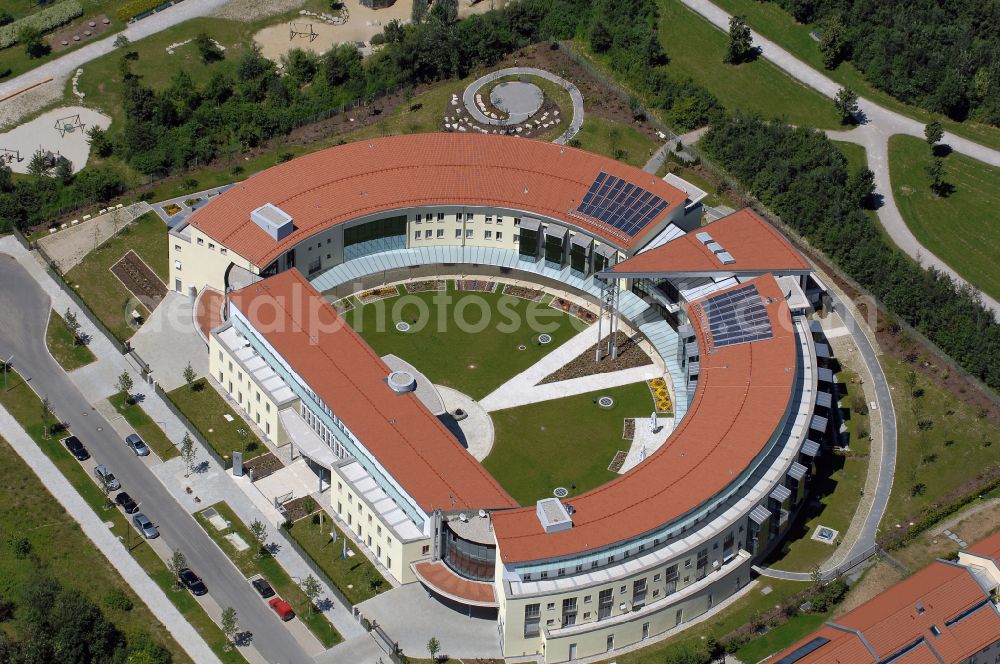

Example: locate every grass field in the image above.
[109,390,178,460]
[286,515,390,606]
[344,284,584,400]
[195,502,342,647]
[888,134,1000,302]
[656,0,842,130]
[64,212,168,343]
[707,0,1000,151]
[166,378,266,463]
[735,610,829,663]
[572,116,658,168]
[45,308,96,371]
[833,140,867,175]
[485,382,654,505]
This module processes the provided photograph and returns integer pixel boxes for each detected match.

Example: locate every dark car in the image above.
[63,436,90,461]
[178,568,207,596]
[269,597,294,621]
[125,433,150,457]
[251,577,275,599]
[115,491,139,514]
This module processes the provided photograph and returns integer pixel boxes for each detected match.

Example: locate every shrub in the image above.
[0,1,83,49]
[103,588,134,612]
[116,0,167,23]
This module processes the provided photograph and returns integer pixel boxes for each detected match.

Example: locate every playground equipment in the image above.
[0,148,22,163]
[54,113,86,138]
[289,21,319,42]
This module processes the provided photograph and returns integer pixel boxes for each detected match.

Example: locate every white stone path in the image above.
[480,323,663,412]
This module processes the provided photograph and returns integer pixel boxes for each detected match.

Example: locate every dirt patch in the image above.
[47,15,113,52]
[110,250,167,310]
[835,560,906,616]
[541,331,652,384]
[244,451,282,481]
[283,495,321,522]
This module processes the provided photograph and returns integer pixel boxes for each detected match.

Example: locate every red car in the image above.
[268,597,295,621]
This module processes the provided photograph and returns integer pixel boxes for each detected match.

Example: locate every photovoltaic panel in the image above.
[577,171,670,237]
[701,284,773,348]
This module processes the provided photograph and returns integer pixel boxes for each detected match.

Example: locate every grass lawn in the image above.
[46,308,96,371]
[881,354,1000,528]
[658,160,741,209]
[344,284,585,400]
[195,502,342,647]
[833,140,867,175]
[485,382,653,505]
[735,610,829,663]
[573,116,658,168]
[707,0,1000,151]
[888,134,1000,302]
[63,212,168,343]
[165,378,265,464]
[286,515,389,606]
[0,368,245,663]
[656,0,842,130]
[109,390,179,460]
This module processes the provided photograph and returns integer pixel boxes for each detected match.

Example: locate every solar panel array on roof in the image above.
[577,171,669,237]
[701,284,774,348]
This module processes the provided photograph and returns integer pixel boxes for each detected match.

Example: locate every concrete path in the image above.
[618,416,674,474]
[462,67,585,144]
[130,291,209,391]
[678,0,1000,317]
[436,385,495,461]
[0,405,221,664]
[0,0,229,124]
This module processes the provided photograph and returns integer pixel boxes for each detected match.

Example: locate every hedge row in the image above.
[0,0,83,49]
[117,0,172,23]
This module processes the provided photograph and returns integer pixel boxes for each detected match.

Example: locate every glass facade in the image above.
[518,228,539,260]
[442,524,496,582]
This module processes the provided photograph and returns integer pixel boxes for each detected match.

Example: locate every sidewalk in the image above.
[0,405,221,664]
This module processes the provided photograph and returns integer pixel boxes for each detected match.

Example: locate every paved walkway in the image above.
[462,67,585,144]
[130,291,209,391]
[0,405,221,664]
[679,0,1000,317]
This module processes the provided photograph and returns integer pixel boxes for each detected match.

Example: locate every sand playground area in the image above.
[0,106,110,175]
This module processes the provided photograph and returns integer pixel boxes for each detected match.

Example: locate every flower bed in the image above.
[623,418,635,440]
[502,284,545,301]
[162,203,181,216]
[356,285,399,304]
[404,279,447,293]
[456,279,497,293]
[244,452,282,481]
[646,377,673,415]
[607,450,627,473]
[281,496,320,523]
[110,249,167,310]
[550,297,597,324]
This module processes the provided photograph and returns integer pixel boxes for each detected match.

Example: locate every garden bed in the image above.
[110,249,167,310]
[540,331,651,384]
[456,279,497,292]
[647,377,673,415]
[550,297,597,324]
[244,452,282,481]
[404,279,447,293]
[623,418,635,440]
[501,283,545,301]
[356,285,399,304]
[162,203,182,216]
[281,496,320,523]
[607,450,627,473]
[331,298,354,314]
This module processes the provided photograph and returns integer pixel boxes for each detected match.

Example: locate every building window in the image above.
[513,234,520,244]
[598,589,613,620]
[208,243,215,250]
[466,229,473,238]
[424,229,432,238]
[422,545,430,555]
[414,231,421,240]
[485,230,492,240]
[485,215,492,224]
[547,603,555,611]
[220,248,227,255]
[436,229,444,238]
[514,217,521,226]
[437,212,445,221]
[496,216,503,225]
[387,557,391,569]
[174,244,182,252]
[455,229,462,238]
[633,578,647,608]
[496,232,502,240]
[666,565,678,595]
[524,604,541,638]
[607,635,614,652]
[415,214,422,223]
[197,238,204,245]
[562,598,578,626]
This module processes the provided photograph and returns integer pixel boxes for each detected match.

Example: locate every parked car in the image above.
[125,433,150,457]
[268,597,294,621]
[63,436,90,461]
[178,568,207,596]
[115,491,139,514]
[132,513,158,539]
[94,464,121,491]
[251,577,275,599]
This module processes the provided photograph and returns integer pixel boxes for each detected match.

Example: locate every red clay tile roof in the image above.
[188,134,688,267]
[773,561,1000,663]
[491,274,798,563]
[609,208,810,275]
[412,560,497,607]
[965,529,1000,561]
[195,289,224,341]
[227,270,516,513]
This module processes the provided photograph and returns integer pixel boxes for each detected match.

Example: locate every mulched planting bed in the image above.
[162,203,182,216]
[110,249,167,310]
[540,331,651,384]
[550,297,597,324]
[356,285,400,304]
[244,452,282,481]
[608,450,627,473]
[623,418,635,440]
[48,15,113,52]
[282,496,321,523]
[502,283,545,301]
[404,279,447,293]
[456,279,497,292]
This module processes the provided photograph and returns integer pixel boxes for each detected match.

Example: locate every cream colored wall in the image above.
[209,332,290,446]
[331,468,431,585]
[169,226,256,295]
[958,552,1000,590]
[407,208,520,252]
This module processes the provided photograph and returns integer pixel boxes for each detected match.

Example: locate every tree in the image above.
[927,157,947,196]
[180,432,196,478]
[924,120,943,148]
[411,0,429,24]
[113,34,130,50]
[724,15,753,65]
[167,550,187,590]
[589,19,612,53]
[300,575,322,615]
[195,33,224,64]
[324,44,363,88]
[427,636,441,662]
[64,308,81,344]
[86,126,113,158]
[846,167,876,209]
[27,149,51,177]
[73,167,126,202]
[40,395,53,439]
[249,519,268,559]
[116,372,134,407]
[220,607,238,650]
[0,161,12,193]
[818,15,847,70]
[19,26,50,59]
[834,87,859,124]
[283,48,318,86]
[182,362,196,389]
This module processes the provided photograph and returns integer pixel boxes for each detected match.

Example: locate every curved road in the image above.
[462,67,585,144]
[678,0,1000,317]
[0,254,313,664]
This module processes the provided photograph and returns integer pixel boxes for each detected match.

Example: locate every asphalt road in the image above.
[0,254,312,664]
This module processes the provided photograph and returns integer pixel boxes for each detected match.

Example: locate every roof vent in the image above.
[478,509,487,518]
[916,603,925,615]
[250,204,293,241]
[459,512,468,522]
[536,498,573,533]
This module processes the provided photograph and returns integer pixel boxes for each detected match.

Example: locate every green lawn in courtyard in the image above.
[344,283,585,400]
[889,134,1000,302]
[485,382,654,505]
[195,502,342,647]
[109,389,178,460]
[735,611,830,663]
[165,377,265,464]
[572,116,659,168]
[46,308,96,371]
[63,212,168,343]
